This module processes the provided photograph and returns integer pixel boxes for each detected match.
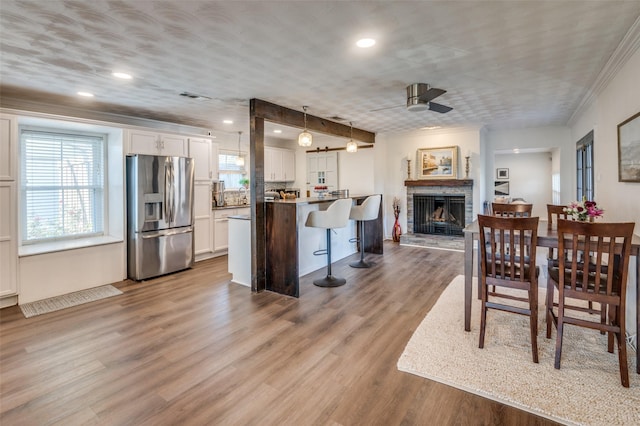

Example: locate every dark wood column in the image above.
[249,98,376,295]
[250,100,265,292]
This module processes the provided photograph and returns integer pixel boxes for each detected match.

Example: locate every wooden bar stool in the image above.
[305,198,353,287]
[349,195,381,268]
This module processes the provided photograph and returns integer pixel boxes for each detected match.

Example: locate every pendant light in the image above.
[346,121,358,153]
[235,131,245,167]
[298,106,313,147]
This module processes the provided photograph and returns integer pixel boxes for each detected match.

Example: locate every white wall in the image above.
[338,148,376,194]
[19,243,126,303]
[378,127,482,239]
[570,47,640,343]
[485,126,573,204]
[494,152,552,218]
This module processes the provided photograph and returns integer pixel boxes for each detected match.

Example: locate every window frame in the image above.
[576,130,594,201]
[19,125,107,245]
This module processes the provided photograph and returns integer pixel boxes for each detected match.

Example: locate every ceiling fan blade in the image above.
[417,88,446,103]
[370,104,404,112]
[428,102,453,113]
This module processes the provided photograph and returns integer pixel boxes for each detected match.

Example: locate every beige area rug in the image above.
[397,275,639,426]
[20,285,122,318]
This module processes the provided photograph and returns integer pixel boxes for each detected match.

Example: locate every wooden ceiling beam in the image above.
[252,98,376,144]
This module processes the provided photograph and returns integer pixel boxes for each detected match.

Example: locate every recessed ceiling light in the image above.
[513,148,520,154]
[77,91,94,97]
[356,38,376,48]
[273,129,282,134]
[421,126,441,130]
[223,120,233,124]
[112,72,132,79]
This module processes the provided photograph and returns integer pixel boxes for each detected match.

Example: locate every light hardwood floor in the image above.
[0,242,557,425]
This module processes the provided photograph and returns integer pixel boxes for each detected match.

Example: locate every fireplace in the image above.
[405,179,473,237]
[414,195,465,236]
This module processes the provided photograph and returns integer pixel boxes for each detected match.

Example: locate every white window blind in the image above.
[219,151,245,172]
[20,127,105,243]
[219,150,246,189]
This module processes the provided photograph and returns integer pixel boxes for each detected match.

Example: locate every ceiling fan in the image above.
[371,83,453,113]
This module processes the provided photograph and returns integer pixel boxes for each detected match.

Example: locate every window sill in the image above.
[19,235,123,257]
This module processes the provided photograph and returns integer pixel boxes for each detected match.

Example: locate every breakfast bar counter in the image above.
[266,195,383,297]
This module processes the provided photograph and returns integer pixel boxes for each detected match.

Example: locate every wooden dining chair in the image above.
[546,204,569,266]
[478,214,540,363]
[546,219,635,387]
[492,203,533,218]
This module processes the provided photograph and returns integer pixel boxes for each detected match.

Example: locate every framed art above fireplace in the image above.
[417,146,458,179]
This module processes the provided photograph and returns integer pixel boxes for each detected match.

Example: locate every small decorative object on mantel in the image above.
[563,197,604,222]
[417,146,458,179]
[392,197,402,242]
[464,155,470,179]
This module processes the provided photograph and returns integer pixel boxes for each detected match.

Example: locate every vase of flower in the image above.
[564,197,604,222]
[392,197,402,242]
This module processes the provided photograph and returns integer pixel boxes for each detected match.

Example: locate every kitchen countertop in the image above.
[266,195,371,205]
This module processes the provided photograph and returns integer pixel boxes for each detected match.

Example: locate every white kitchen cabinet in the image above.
[193,182,214,260]
[281,149,295,182]
[213,207,250,253]
[189,137,218,181]
[128,129,188,157]
[265,147,295,182]
[0,114,17,181]
[0,182,17,306]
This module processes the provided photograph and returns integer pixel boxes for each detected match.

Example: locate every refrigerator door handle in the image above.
[141,227,193,239]
[164,159,171,223]
[170,161,176,223]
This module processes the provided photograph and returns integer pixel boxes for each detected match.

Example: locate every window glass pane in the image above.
[20,127,105,243]
[218,173,244,189]
[219,151,245,172]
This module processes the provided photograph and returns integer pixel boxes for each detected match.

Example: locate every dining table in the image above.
[463,219,640,373]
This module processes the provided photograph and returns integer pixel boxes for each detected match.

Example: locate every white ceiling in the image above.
[1,1,639,141]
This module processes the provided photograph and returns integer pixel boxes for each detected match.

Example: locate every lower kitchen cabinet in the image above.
[193,182,214,260]
[213,207,250,253]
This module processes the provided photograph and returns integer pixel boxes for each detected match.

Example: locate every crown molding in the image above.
[568,15,640,126]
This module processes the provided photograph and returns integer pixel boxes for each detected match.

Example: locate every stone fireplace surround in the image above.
[404,179,473,235]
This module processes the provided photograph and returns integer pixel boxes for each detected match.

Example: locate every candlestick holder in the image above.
[407,159,411,180]
[464,156,470,179]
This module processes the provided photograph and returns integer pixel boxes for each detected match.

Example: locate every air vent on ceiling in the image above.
[328,115,346,121]
[179,92,211,100]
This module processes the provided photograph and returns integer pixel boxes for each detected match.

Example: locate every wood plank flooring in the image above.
[0,242,558,425]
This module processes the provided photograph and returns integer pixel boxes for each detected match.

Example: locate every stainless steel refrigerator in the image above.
[126,154,195,280]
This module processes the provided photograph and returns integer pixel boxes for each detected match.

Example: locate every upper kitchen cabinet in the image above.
[189,137,219,181]
[0,114,17,181]
[128,129,188,157]
[265,147,295,182]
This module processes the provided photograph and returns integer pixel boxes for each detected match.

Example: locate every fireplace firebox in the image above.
[404,179,473,239]
[414,195,465,236]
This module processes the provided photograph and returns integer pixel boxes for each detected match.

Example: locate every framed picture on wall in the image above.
[494,181,509,196]
[496,168,509,180]
[617,111,640,182]
[417,146,458,179]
